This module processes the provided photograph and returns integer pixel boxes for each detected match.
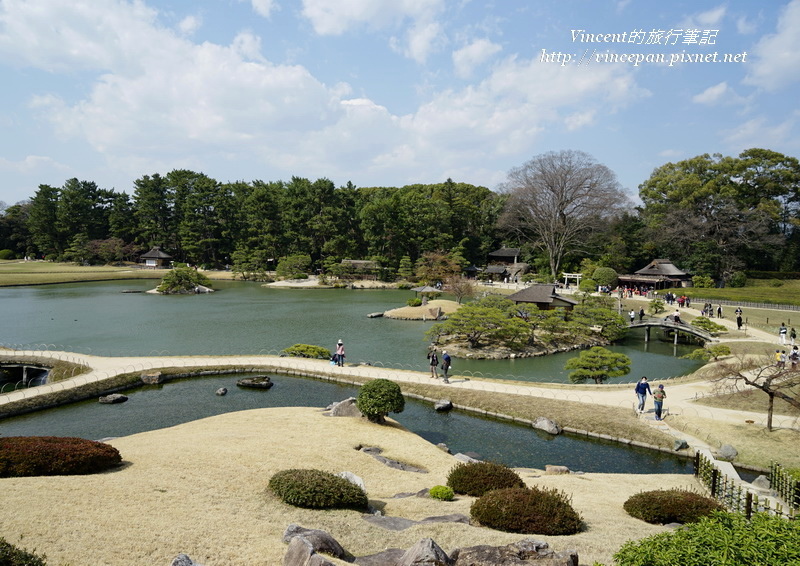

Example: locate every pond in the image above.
[0,372,692,474]
[0,280,703,383]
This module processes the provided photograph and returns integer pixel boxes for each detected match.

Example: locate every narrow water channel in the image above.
[0,372,692,474]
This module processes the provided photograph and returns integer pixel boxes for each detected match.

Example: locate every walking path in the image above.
[2,343,796,434]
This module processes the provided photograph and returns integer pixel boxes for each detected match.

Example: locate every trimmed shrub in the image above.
[592,266,618,288]
[447,461,524,497]
[692,275,714,288]
[0,537,47,566]
[0,436,122,477]
[728,271,747,287]
[470,486,583,535]
[0,249,16,260]
[690,317,727,333]
[281,344,331,359]
[614,511,800,566]
[356,379,405,424]
[623,488,724,524]
[429,485,455,501]
[268,469,368,510]
[406,297,423,307]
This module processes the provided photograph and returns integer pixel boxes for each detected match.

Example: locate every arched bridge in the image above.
[629,320,715,343]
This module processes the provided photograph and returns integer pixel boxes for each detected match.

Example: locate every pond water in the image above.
[0,372,692,474]
[0,280,703,383]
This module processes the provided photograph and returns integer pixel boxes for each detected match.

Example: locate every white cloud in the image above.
[251,0,277,18]
[0,155,66,173]
[692,81,729,105]
[696,5,726,26]
[744,0,800,91]
[452,38,502,78]
[722,117,793,151]
[679,5,726,33]
[301,0,443,35]
[736,15,757,34]
[0,0,160,72]
[177,15,201,36]
[301,0,445,63]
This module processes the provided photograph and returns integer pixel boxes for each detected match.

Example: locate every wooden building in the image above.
[506,284,578,311]
[618,259,692,289]
[139,246,172,268]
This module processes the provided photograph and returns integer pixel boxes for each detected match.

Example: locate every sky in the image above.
[1,0,799,207]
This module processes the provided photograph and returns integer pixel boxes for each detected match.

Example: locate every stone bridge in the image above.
[629,320,715,343]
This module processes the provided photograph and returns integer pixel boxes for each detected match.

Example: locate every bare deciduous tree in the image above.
[500,150,629,280]
[709,352,800,431]
[445,275,476,304]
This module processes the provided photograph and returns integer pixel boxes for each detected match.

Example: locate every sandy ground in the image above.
[0,407,695,566]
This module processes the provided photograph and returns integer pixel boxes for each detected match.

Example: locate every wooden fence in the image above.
[770,461,800,511]
[694,452,797,519]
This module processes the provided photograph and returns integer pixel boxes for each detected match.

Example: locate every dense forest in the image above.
[1,148,798,283]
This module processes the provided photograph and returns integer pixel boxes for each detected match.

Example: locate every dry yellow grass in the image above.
[0,407,696,566]
[383,299,461,320]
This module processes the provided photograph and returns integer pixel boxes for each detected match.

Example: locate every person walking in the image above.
[652,384,667,421]
[638,307,645,322]
[791,346,799,370]
[634,376,652,413]
[791,328,797,346]
[426,348,439,379]
[736,314,743,331]
[716,304,723,318]
[334,339,345,367]
[629,310,636,325]
[441,350,452,383]
[779,323,788,345]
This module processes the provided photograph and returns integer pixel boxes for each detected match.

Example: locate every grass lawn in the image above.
[683,278,800,307]
[0,260,234,286]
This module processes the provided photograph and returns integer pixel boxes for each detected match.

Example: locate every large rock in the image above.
[453,453,481,463]
[434,399,453,412]
[533,417,561,435]
[751,475,771,491]
[282,525,348,560]
[328,397,362,417]
[451,539,578,566]
[396,538,451,566]
[336,471,365,491]
[283,536,336,566]
[545,465,570,475]
[215,387,227,396]
[98,394,128,404]
[236,376,273,389]
[673,439,689,451]
[718,444,738,461]
[141,371,164,384]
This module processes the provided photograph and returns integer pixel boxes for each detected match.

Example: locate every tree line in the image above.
[1,147,798,283]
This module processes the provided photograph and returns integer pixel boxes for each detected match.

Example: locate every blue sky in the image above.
[1,0,798,207]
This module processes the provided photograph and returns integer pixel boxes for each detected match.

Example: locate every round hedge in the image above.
[356,378,405,424]
[0,436,122,477]
[470,486,583,535]
[268,468,368,510]
[623,488,725,524]
[447,461,525,497]
[429,485,455,501]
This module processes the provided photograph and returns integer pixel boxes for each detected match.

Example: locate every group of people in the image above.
[634,376,667,420]
[427,348,452,383]
[663,292,691,308]
[774,347,800,369]
[778,322,797,345]
[701,302,723,318]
